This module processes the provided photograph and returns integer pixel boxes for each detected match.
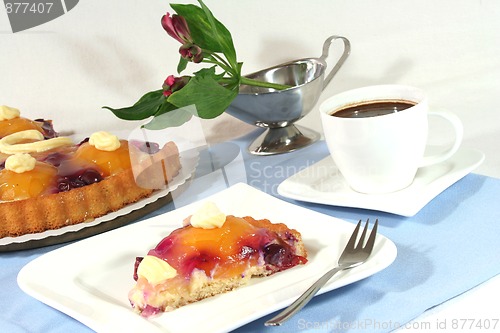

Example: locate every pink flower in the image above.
[162,75,190,97]
[164,75,176,87]
[161,12,204,63]
[179,44,203,63]
[161,13,191,44]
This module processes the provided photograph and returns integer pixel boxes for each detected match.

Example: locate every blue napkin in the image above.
[231,140,500,333]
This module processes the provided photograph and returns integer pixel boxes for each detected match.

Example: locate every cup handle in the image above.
[320,35,351,90]
[420,111,463,167]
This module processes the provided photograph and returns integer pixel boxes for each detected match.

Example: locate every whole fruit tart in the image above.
[0,106,181,238]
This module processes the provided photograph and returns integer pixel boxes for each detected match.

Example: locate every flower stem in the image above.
[211,53,233,74]
[202,58,233,75]
[240,77,291,90]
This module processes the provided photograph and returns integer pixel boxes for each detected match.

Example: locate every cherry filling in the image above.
[57,168,103,192]
[78,137,89,146]
[140,305,161,317]
[40,151,104,192]
[263,242,304,268]
[34,118,57,139]
[184,252,221,277]
[43,152,70,167]
[264,243,288,266]
[133,216,307,283]
[133,257,144,281]
[239,245,257,259]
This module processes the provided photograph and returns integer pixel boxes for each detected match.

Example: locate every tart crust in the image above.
[0,169,153,237]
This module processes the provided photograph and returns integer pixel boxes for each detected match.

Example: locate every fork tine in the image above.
[345,220,362,251]
[364,219,379,253]
[355,219,370,250]
[264,218,380,326]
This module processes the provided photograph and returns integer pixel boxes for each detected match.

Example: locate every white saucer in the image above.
[277,147,484,216]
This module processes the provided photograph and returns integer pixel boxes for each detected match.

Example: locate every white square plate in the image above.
[18,183,397,333]
[278,147,484,216]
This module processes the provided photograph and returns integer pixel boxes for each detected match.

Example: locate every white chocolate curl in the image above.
[0,130,73,154]
[137,255,177,284]
[89,131,120,151]
[190,202,226,229]
[5,153,36,173]
[0,105,20,121]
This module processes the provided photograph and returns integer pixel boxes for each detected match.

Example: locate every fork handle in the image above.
[264,266,342,326]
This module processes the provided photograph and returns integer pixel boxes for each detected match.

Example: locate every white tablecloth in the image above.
[1,0,499,331]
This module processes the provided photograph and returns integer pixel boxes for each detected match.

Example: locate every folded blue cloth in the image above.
[1,139,499,333]
[234,140,500,332]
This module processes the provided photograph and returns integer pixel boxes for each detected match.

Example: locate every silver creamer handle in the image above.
[320,35,351,89]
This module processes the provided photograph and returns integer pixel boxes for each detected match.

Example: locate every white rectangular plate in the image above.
[18,183,397,333]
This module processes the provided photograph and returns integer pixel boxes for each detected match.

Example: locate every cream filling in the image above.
[137,255,178,284]
[0,105,20,120]
[0,129,73,154]
[4,153,36,173]
[89,131,120,151]
[190,202,226,229]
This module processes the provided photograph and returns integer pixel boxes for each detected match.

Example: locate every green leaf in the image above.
[177,56,188,74]
[143,101,193,129]
[103,90,164,120]
[167,66,238,119]
[197,0,237,69]
[170,1,237,69]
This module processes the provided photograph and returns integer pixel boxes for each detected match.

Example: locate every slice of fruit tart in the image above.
[129,202,308,317]
[0,105,181,238]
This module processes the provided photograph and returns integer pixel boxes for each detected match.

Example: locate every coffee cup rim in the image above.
[320,84,426,117]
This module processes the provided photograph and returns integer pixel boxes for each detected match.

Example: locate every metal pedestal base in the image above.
[248,125,320,155]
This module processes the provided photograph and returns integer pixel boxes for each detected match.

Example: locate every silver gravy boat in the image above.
[226,35,351,155]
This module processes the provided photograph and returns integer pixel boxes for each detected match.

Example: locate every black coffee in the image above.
[332,100,417,118]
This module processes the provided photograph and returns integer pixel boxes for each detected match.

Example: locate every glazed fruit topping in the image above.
[0,131,171,201]
[74,140,131,176]
[0,162,58,200]
[0,117,45,138]
[133,216,306,282]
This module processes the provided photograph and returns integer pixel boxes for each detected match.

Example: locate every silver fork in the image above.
[264,219,379,326]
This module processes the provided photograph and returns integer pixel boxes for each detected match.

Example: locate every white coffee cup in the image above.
[319,85,463,194]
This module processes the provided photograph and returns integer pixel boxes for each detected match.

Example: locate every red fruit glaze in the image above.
[142,215,307,281]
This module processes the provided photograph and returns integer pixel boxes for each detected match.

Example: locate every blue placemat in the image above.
[233,140,500,333]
